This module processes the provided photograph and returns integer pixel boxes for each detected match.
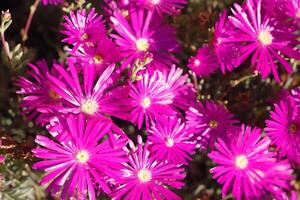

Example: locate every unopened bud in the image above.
[1,10,11,23]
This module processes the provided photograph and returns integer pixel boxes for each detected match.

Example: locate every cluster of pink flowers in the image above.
[16,0,299,199]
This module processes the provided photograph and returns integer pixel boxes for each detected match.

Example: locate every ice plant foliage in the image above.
[111,136,185,200]
[14,0,300,199]
[209,125,293,200]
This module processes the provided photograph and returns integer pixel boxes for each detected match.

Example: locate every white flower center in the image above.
[165,137,174,147]
[151,0,160,5]
[235,155,248,169]
[76,150,89,163]
[136,38,150,52]
[137,169,152,182]
[258,30,273,46]
[81,99,99,115]
[194,59,201,67]
[93,54,103,64]
[141,97,151,108]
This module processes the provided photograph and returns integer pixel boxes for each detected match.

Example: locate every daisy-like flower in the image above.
[187,46,220,77]
[16,60,62,125]
[134,0,187,15]
[111,135,185,200]
[71,36,122,72]
[47,60,130,120]
[62,8,105,52]
[265,97,300,163]
[148,116,195,165]
[283,0,300,27]
[41,0,63,5]
[102,0,131,17]
[228,0,300,82]
[186,101,238,150]
[110,8,180,71]
[163,65,196,111]
[213,11,240,73]
[32,114,128,199]
[129,70,174,129]
[208,125,277,200]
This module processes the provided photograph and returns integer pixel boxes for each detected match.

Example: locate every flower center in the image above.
[151,0,160,4]
[288,123,297,134]
[137,169,152,182]
[141,97,151,108]
[194,59,201,67]
[258,30,273,46]
[81,33,89,41]
[165,137,174,147]
[76,150,89,163]
[93,54,103,64]
[81,99,99,115]
[136,38,149,52]
[235,155,248,169]
[48,90,60,99]
[209,120,218,129]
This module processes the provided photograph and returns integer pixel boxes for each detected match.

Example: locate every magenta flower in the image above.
[186,101,238,150]
[134,0,187,15]
[213,11,240,72]
[16,60,63,125]
[129,70,174,129]
[71,36,122,72]
[32,114,128,199]
[228,0,300,82]
[111,136,185,200]
[187,46,220,77]
[102,0,131,17]
[148,116,195,165]
[209,125,278,199]
[283,0,300,27]
[62,8,105,51]
[47,60,130,120]
[163,65,196,111]
[265,97,300,163]
[110,8,180,71]
[41,0,63,5]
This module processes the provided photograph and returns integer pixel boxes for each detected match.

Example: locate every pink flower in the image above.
[134,0,187,15]
[32,114,128,199]
[148,116,195,164]
[111,135,185,200]
[128,70,174,129]
[186,101,238,150]
[41,0,63,5]
[265,97,300,163]
[188,46,220,77]
[62,8,105,52]
[209,125,292,200]
[110,8,180,71]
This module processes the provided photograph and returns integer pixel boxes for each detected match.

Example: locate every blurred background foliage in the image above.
[0,0,299,199]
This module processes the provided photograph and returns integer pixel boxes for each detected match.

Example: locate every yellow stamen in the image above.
[81,99,99,115]
[235,155,248,169]
[141,97,151,108]
[93,54,103,64]
[137,169,152,182]
[165,137,174,147]
[209,120,218,129]
[136,38,150,52]
[258,30,273,46]
[76,150,89,163]
[48,90,60,99]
